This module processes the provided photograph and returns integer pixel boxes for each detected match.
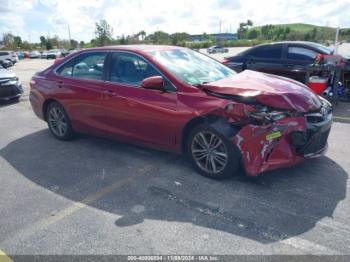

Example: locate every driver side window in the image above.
[109,52,160,87]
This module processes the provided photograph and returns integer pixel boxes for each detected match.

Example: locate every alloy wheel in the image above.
[191,131,228,174]
[48,107,68,137]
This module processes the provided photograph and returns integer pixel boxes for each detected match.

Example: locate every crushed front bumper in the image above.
[232,112,332,176]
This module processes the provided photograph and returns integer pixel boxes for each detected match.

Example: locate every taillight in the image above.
[222,59,230,65]
[30,79,36,88]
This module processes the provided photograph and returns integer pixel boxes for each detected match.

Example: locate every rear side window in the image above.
[287,47,317,61]
[56,52,107,80]
[249,45,282,59]
[0,52,9,56]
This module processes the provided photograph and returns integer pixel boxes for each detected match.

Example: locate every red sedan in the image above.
[29,45,332,179]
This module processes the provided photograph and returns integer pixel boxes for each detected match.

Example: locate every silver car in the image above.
[207,45,229,54]
[0,68,23,101]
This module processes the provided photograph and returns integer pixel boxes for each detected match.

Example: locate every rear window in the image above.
[249,45,282,59]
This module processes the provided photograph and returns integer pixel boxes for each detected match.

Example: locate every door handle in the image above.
[57,81,64,88]
[104,90,118,97]
[284,64,294,67]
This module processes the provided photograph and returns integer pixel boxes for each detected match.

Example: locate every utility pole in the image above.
[67,24,72,48]
[334,26,340,54]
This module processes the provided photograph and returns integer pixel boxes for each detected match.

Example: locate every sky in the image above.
[0,0,349,43]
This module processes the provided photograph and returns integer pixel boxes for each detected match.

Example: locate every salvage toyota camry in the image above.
[30,45,332,179]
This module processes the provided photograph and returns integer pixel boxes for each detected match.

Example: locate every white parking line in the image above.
[0,164,158,248]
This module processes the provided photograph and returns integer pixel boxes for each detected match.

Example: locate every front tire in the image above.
[187,124,240,179]
[46,102,74,140]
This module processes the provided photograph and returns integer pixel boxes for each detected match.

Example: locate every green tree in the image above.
[138,30,146,41]
[46,40,53,50]
[3,32,14,46]
[311,28,317,40]
[94,19,113,46]
[202,32,210,41]
[70,39,78,48]
[237,20,254,39]
[40,36,46,48]
[147,31,170,44]
[171,32,190,45]
[247,29,258,39]
[13,36,22,48]
[119,35,128,45]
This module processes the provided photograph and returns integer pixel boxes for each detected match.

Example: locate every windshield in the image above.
[148,49,236,85]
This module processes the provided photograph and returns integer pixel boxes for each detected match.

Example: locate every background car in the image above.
[0,51,18,64]
[46,49,62,59]
[30,45,331,179]
[222,41,344,83]
[0,59,13,68]
[60,49,69,57]
[207,45,229,54]
[29,51,41,59]
[0,67,23,101]
[40,51,48,59]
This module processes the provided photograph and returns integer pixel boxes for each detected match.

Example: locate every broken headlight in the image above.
[247,105,288,124]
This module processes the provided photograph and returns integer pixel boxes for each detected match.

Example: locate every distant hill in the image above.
[253,23,338,32]
[247,23,350,42]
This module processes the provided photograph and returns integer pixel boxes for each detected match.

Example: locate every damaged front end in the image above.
[205,90,332,176]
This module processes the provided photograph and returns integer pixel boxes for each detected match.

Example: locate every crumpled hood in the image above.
[202,70,322,112]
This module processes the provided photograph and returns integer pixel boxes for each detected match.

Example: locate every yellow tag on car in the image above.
[266,131,282,141]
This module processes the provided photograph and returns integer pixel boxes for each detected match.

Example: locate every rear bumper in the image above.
[29,90,45,120]
[232,114,332,176]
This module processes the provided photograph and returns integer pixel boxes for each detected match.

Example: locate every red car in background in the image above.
[30,45,332,179]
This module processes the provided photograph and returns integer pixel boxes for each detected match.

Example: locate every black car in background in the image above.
[223,41,346,83]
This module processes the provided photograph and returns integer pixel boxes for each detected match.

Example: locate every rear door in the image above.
[245,44,291,77]
[53,51,109,135]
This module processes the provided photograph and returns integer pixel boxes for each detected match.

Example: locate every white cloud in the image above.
[0,0,349,42]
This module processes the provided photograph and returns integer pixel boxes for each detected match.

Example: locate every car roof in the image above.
[80,45,185,55]
[254,41,331,51]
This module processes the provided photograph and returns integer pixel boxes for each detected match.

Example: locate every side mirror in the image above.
[141,76,164,91]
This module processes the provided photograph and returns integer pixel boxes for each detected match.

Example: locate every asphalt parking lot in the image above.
[1,58,350,257]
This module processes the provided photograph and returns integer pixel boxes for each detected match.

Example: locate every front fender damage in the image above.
[198,99,310,176]
[232,117,307,176]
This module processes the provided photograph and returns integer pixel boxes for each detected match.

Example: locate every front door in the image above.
[104,52,178,147]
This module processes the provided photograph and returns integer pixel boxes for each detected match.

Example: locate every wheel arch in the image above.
[42,98,61,121]
[181,114,239,154]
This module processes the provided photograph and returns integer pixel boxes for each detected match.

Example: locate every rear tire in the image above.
[187,124,240,179]
[46,102,74,140]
